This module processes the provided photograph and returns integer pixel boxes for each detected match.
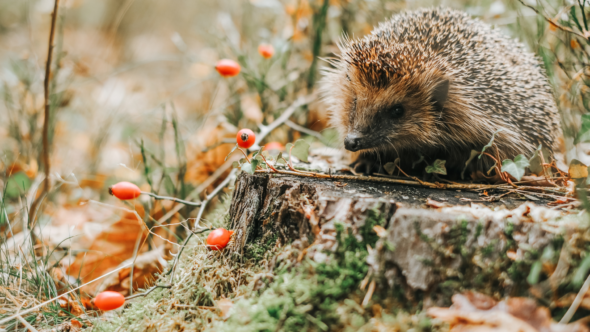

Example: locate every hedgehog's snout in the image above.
[344,132,363,152]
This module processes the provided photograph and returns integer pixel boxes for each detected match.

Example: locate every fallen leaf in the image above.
[426,198,445,209]
[569,159,588,179]
[71,319,83,329]
[217,298,233,319]
[506,250,518,261]
[428,292,589,332]
[97,247,165,296]
[67,205,148,294]
[372,225,387,238]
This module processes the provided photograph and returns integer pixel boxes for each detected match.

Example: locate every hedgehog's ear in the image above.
[432,79,449,111]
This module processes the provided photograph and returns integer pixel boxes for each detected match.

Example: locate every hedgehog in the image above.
[320,7,561,177]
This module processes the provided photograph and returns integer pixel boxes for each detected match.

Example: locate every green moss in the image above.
[210,210,431,332]
[244,233,279,262]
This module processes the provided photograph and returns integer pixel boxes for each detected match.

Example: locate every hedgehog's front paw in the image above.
[349,157,383,175]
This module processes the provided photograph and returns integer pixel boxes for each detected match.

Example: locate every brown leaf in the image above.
[70,319,83,329]
[97,247,164,296]
[428,292,589,332]
[372,225,387,238]
[67,205,147,294]
[217,298,233,319]
[569,159,588,179]
[426,198,445,209]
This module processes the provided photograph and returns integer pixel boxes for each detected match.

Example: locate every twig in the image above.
[254,169,505,190]
[141,192,202,207]
[166,169,237,283]
[201,138,235,153]
[284,120,327,143]
[251,94,316,150]
[396,165,426,186]
[42,0,59,191]
[560,273,590,324]
[29,0,59,226]
[16,314,39,332]
[192,169,237,231]
[517,0,587,39]
[155,155,238,228]
[124,284,171,301]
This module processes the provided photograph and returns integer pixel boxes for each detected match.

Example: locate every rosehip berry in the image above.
[206,228,233,250]
[215,59,241,77]
[109,182,141,200]
[263,142,284,151]
[258,44,275,59]
[237,129,256,149]
[94,291,125,311]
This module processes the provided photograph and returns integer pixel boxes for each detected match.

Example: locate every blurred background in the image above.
[1,0,589,329]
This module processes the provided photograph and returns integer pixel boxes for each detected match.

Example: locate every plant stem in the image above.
[141,192,202,207]
[42,0,59,191]
[29,0,59,227]
[308,0,330,88]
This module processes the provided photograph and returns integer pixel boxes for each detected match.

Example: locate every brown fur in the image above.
[320,7,561,176]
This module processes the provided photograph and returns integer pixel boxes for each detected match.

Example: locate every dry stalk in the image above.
[30,0,60,226]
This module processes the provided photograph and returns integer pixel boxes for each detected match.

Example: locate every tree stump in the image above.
[227,171,572,305]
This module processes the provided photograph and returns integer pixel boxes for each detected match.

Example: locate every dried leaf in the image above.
[217,298,233,319]
[461,150,480,179]
[383,158,400,175]
[67,205,147,294]
[98,247,164,296]
[372,225,387,238]
[569,159,588,179]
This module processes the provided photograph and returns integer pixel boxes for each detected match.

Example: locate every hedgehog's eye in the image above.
[389,104,404,118]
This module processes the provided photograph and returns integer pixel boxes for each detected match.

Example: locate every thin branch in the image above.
[192,169,237,231]
[254,168,506,190]
[166,169,237,284]
[41,0,59,193]
[29,0,59,226]
[201,138,235,153]
[561,273,590,324]
[252,94,316,149]
[141,191,202,207]
[284,120,327,144]
[124,284,171,301]
[517,0,587,39]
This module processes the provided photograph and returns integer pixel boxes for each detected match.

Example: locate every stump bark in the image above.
[228,172,567,301]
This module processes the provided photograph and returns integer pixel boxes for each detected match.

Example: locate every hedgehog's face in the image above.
[341,69,449,153]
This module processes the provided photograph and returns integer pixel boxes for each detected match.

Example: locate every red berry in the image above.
[215,59,241,77]
[206,228,232,250]
[94,291,125,311]
[258,44,275,59]
[236,129,256,149]
[109,182,141,200]
[263,142,284,151]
